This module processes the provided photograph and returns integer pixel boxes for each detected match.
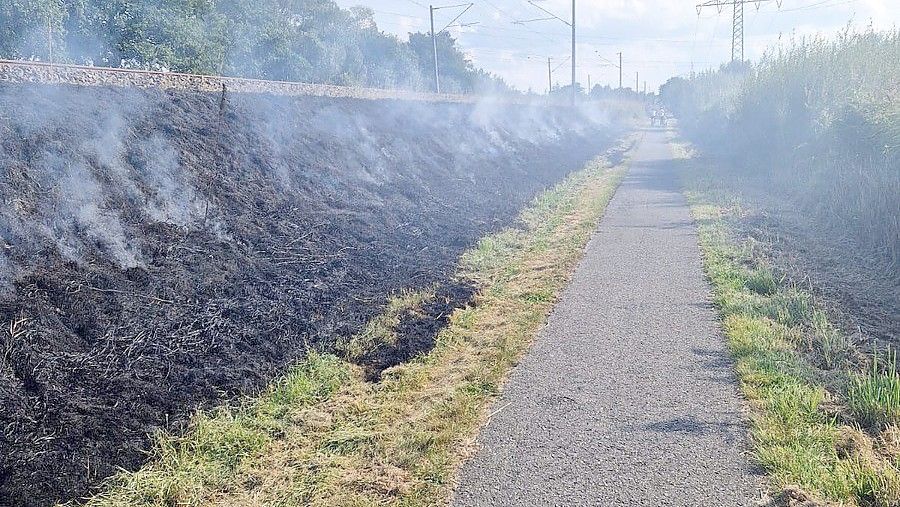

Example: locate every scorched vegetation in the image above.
[0,81,629,507]
[79,142,630,507]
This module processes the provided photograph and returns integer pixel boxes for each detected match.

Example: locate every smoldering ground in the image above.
[0,81,627,507]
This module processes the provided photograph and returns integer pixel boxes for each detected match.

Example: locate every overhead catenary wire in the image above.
[514,0,577,103]
[551,54,571,72]
[439,3,474,32]
[472,0,562,45]
[372,10,734,47]
[370,7,563,45]
[363,0,867,94]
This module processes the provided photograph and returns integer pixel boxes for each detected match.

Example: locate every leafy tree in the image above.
[0,0,65,61]
[0,0,510,93]
[409,30,476,93]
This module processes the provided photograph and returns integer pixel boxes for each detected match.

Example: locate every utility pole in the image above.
[47,14,53,65]
[643,81,647,94]
[516,1,576,104]
[618,52,623,89]
[548,57,552,94]
[635,72,639,92]
[571,0,576,104]
[430,6,439,93]
[587,74,591,93]
[429,3,475,93]
[696,0,782,62]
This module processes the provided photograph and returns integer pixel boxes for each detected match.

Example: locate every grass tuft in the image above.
[849,349,900,429]
[745,265,778,296]
[811,309,854,370]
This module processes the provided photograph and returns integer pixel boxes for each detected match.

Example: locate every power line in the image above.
[369,7,738,45]
[515,0,577,103]
[428,2,475,92]
[551,55,571,72]
[697,0,785,62]
[471,0,561,45]
[701,1,722,66]
[439,3,474,32]
[779,0,857,11]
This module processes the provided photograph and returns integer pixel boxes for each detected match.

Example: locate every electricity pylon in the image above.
[696,0,782,62]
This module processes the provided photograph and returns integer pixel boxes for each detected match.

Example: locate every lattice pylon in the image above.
[731,0,744,62]
[697,0,781,63]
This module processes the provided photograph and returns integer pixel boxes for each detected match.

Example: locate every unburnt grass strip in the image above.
[75,142,632,507]
[676,142,900,507]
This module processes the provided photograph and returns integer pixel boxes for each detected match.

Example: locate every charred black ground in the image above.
[358,281,478,381]
[0,83,619,506]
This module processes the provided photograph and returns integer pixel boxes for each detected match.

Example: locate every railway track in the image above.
[0,59,478,103]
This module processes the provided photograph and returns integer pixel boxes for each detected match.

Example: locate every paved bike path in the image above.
[452,130,764,506]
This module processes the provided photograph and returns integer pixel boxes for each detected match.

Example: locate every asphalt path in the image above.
[452,129,764,506]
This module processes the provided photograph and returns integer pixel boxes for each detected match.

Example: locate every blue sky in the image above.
[333,0,899,93]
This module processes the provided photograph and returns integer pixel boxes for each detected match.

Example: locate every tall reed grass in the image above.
[662,28,900,268]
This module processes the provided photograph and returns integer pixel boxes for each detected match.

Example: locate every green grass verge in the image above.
[75,143,630,507]
[682,154,900,506]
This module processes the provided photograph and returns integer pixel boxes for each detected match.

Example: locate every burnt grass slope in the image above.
[0,83,620,506]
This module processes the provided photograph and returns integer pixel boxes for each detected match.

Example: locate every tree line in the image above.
[0,0,511,93]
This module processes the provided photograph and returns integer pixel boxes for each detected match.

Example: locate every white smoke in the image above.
[41,152,143,268]
[137,135,205,226]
